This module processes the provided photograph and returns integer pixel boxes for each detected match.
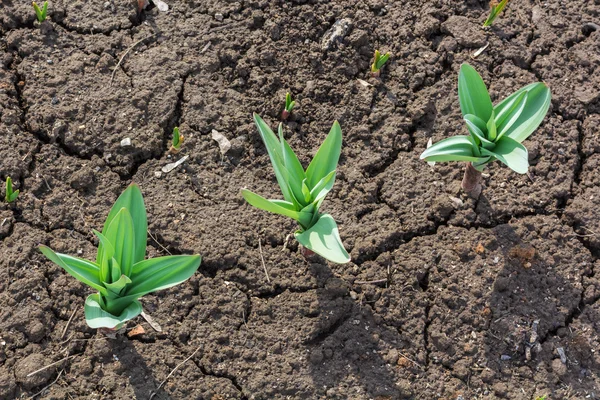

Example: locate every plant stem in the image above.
[461,162,483,198]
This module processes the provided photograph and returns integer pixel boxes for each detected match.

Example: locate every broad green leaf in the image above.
[105,208,135,277]
[99,184,147,265]
[110,257,122,283]
[301,179,312,204]
[84,294,142,329]
[309,170,336,203]
[486,111,497,141]
[494,90,527,135]
[464,116,494,150]
[481,136,529,174]
[278,124,306,205]
[420,136,483,162]
[497,83,551,143]
[297,203,317,230]
[241,189,301,221]
[458,64,493,122]
[39,246,107,295]
[253,114,298,206]
[305,121,342,189]
[92,229,114,283]
[104,274,131,296]
[295,214,350,264]
[127,255,201,296]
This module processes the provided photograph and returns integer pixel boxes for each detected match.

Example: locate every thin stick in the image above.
[27,354,78,377]
[28,369,64,400]
[258,239,270,283]
[148,229,172,255]
[398,351,424,370]
[355,278,389,285]
[149,346,202,400]
[61,308,78,339]
[110,33,158,84]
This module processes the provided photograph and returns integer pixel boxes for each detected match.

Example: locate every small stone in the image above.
[321,19,352,51]
[215,13,224,21]
[154,171,162,178]
[51,96,59,105]
[46,59,53,64]
[500,354,511,361]
[120,138,131,147]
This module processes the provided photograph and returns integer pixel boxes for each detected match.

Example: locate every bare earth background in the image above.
[1,0,600,399]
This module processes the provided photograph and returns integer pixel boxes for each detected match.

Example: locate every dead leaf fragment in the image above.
[127,325,146,337]
[211,129,231,155]
[475,242,485,254]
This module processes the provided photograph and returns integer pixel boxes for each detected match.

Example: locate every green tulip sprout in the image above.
[241,114,350,264]
[5,176,19,203]
[282,92,295,120]
[420,63,551,197]
[39,184,201,330]
[483,0,509,27]
[371,50,390,77]
[170,126,184,153]
[32,1,48,23]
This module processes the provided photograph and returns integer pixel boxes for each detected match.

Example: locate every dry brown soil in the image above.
[1,0,600,399]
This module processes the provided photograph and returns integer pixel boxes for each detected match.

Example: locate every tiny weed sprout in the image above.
[281,92,295,120]
[5,176,19,203]
[241,114,350,264]
[170,126,184,153]
[483,0,509,27]
[371,50,390,77]
[32,1,48,23]
[39,184,201,330]
[420,63,551,198]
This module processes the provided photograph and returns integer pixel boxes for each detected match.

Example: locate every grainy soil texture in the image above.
[1,0,600,399]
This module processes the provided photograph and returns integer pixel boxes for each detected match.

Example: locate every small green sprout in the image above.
[32,1,48,23]
[170,126,184,153]
[420,63,551,197]
[241,114,350,264]
[281,92,295,121]
[5,176,19,203]
[371,50,390,77]
[535,396,548,400]
[39,184,201,330]
[483,0,509,27]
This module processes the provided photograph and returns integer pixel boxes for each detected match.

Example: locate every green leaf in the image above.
[104,274,132,296]
[486,111,497,141]
[39,246,107,296]
[297,203,317,230]
[458,64,493,122]
[92,229,114,283]
[253,114,299,206]
[295,214,350,264]
[5,176,19,203]
[110,257,122,283]
[309,170,336,203]
[495,83,551,143]
[464,115,494,149]
[481,136,529,174]
[305,121,342,189]
[104,208,135,277]
[241,189,301,221]
[84,294,142,329]
[483,0,509,27]
[172,127,181,149]
[376,52,390,70]
[278,124,306,205]
[99,184,147,265]
[494,90,527,135]
[127,255,201,297]
[420,136,483,163]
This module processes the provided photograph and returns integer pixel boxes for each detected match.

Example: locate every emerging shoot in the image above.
[39,184,201,330]
[371,50,390,77]
[5,176,19,203]
[483,0,509,27]
[170,126,184,153]
[241,114,350,264]
[32,1,48,23]
[420,63,551,198]
[281,92,295,121]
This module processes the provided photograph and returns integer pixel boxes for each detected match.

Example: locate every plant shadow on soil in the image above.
[303,261,403,399]
[108,338,171,400]
[484,222,599,393]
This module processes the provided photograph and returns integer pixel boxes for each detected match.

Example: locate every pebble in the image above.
[500,354,511,361]
[321,19,352,51]
[215,13,224,21]
[120,138,131,147]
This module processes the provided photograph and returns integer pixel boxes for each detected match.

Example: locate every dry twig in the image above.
[27,354,78,378]
[149,346,202,400]
[111,33,158,85]
[258,238,270,283]
[28,369,64,400]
